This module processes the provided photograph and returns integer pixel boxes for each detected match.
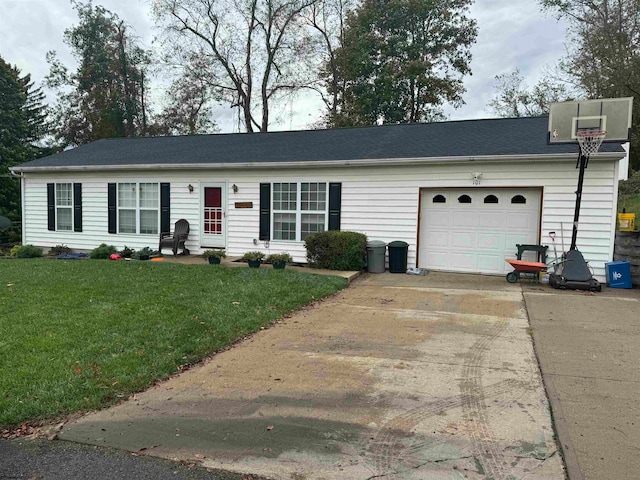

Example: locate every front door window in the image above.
[204,187,222,235]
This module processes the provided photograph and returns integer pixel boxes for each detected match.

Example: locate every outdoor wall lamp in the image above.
[188,184,194,193]
[232,184,238,193]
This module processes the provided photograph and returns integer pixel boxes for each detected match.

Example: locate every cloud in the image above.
[0,0,568,132]
[444,0,568,120]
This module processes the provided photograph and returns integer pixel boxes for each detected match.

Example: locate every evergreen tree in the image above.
[0,57,48,223]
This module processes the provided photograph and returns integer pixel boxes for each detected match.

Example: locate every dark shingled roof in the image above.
[15,116,624,170]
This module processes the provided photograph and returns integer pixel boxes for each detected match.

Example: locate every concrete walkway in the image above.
[158,255,362,283]
[523,283,640,480]
[60,272,562,480]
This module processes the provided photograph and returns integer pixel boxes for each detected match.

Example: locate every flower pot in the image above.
[248,259,262,269]
[208,256,221,265]
[272,261,286,270]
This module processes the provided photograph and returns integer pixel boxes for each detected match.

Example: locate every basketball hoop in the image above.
[575,129,606,156]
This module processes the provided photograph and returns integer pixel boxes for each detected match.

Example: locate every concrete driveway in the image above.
[61,272,563,480]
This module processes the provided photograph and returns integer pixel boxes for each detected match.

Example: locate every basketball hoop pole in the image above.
[570,152,588,251]
[570,128,606,251]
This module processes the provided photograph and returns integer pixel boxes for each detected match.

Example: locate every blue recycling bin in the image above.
[605,261,632,289]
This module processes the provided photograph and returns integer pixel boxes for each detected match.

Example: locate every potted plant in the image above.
[241,251,265,268]
[132,246,155,260]
[203,249,226,265]
[265,252,293,270]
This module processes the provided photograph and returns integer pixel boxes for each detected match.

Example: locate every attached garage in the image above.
[418,188,542,275]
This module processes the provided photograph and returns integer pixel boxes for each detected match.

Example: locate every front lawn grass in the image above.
[0,259,347,428]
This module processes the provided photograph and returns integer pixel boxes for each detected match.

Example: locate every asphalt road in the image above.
[0,438,267,480]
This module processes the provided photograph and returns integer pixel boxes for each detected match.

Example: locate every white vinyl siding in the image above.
[21,156,622,281]
[55,183,73,231]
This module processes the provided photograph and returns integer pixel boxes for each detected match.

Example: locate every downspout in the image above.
[610,158,621,263]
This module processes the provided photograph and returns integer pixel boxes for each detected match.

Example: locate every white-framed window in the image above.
[117,182,159,235]
[272,182,328,241]
[55,183,73,231]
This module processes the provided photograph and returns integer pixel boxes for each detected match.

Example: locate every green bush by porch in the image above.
[305,231,367,271]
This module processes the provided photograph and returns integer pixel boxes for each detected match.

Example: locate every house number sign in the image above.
[234,202,253,209]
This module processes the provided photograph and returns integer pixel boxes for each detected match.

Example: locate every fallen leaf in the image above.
[266,425,274,431]
[194,453,205,459]
[232,301,240,305]
[74,367,82,375]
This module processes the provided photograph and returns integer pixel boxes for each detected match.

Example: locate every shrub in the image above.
[9,244,22,257]
[241,251,265,262]
[619,170,640,199]
[132,247,156,260]
[203,249,226,259]
[13,244,43,258]
[305,231,367,271]
[0,226,21,243]
[48,244,72,256]
[119,245,135,258]
[265,253,293,264]
[89,243,117,259]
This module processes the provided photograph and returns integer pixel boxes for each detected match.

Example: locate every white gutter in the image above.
[10,151,625,173]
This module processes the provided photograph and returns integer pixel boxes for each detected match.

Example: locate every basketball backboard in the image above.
[548,97,633,144]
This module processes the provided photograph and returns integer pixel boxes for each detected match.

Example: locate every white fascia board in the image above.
[11,151,625,173]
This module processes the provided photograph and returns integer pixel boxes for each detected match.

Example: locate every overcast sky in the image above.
[0,0,568,133]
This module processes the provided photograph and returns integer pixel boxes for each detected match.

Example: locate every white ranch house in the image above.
[12,117,626,281]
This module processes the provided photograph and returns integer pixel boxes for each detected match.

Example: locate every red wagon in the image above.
[505,259,548,283]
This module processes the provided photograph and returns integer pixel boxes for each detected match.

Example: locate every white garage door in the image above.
[418,188,541,275]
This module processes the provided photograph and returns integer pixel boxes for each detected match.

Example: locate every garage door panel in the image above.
[477,255,502,272]
[452,211,477,227]
[424,250,449,268]
[478,233,503,250]
[452,232,475,248]
[424,231,449,248]
[478,211,505,228]
[450,252,476,271]
[429,211,451,227]
[419,188,541,275]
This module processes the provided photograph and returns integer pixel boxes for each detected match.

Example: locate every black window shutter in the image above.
[160,183,171,234]
[259,183,271,240]
[108,183,117,234]
[47,183,55,231]
[73,183,82,232]
[328,182,342,231]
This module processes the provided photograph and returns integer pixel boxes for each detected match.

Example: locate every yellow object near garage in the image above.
[618,213,635,231]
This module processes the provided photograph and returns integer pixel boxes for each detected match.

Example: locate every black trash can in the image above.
[388,241,409,273]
